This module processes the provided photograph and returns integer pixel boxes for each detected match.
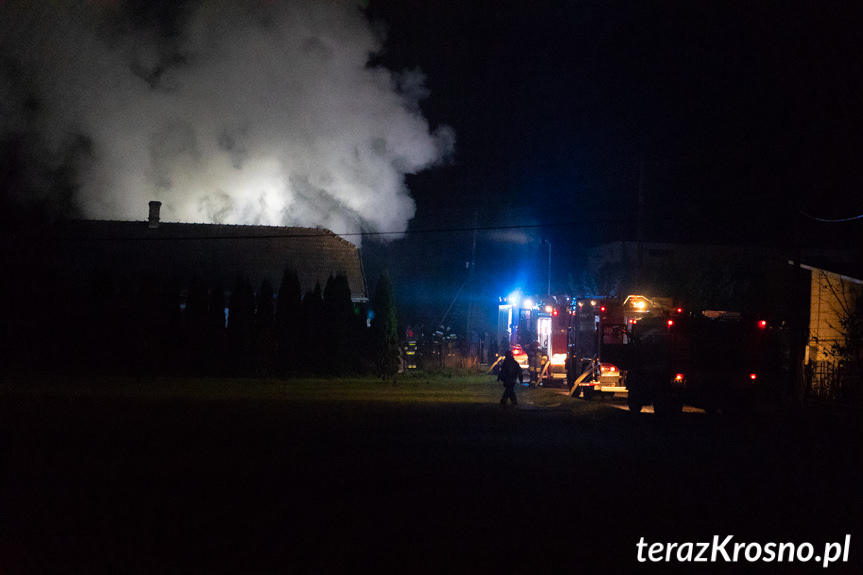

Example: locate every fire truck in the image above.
[569,295,776,414]
[568,295,667,399]
[495,293,776,414]
[493,293,659,389]
[622,310,775,414]
[492,294,570,382]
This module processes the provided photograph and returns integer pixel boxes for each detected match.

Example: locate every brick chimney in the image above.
[148,201,162,229]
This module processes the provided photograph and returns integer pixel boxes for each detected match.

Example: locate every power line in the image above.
[25,207,858,245]
[33,218,632,242]
[799,210,863,223]
[352,219,630,238]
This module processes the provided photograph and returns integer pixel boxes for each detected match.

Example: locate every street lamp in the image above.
[541,238,551,295]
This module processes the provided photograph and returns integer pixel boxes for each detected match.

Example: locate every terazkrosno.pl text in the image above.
[636,535,851,568]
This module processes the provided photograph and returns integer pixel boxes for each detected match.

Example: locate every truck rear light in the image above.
[674,373,685,381]
[758,320,767,329]
[749,373,757,380]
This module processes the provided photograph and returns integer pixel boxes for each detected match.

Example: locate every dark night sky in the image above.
[359,0,863,327]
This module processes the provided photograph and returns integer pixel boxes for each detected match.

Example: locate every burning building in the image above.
[52,201,367,304]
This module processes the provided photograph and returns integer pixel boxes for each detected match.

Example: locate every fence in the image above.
[807,358,863,406]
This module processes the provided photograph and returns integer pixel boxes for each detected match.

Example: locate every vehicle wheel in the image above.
[627,396,643,413]
[654,396,682,417]
[582,386,594,401]
[721,398,750,418]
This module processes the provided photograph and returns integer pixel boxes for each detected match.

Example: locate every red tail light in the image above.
[667,319,674,327]
[758,320,767,329]
[674,373,685,381]
[749,373,757,380]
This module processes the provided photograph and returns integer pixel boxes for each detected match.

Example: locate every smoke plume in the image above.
[0,0,454,241]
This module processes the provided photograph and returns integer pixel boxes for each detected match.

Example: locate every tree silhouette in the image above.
[276,267,303,375]
[159,278,182,373]
[228,276,255,374]
[255,279,276,375]
[185,277,209,373]
[135,272,161,378]
[257,279,275,330]
[370,273,400,380]
[301,282,325,374]
[207,282,227,375]
[323,273,354,373]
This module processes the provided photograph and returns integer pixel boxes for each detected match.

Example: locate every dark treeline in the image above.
[1,260,399,379]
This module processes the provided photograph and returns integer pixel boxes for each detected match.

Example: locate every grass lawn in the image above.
[1,372,861,573]
[0,371,616,413]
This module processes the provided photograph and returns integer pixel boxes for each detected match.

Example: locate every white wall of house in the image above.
[806,267,863,364]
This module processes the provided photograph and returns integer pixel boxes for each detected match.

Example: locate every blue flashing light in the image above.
[507,291,521,308]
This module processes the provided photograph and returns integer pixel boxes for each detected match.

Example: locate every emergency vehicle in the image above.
[492,293,655,389]
[568,295,667,398]
[491,294,569,381]
[622,310,774,414]
[494,291,777,414]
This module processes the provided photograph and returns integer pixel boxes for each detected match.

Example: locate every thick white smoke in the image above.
[0,0,453,241]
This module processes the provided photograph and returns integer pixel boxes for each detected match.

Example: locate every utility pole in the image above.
[636,162,645,293]
[542,238,551,296]
[789,209,806,407]
[465,211,479,362]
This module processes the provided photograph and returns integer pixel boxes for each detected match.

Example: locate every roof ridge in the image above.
[57,218,360,247]
[63,218,334,233]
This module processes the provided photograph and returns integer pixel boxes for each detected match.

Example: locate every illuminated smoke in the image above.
[0,0,454,241]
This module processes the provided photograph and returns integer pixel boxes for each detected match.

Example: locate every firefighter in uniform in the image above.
[497,349,523,406]
[565,346,578,390]
[525,339,542,387]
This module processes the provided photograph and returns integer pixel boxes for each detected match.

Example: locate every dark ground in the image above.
[1,381,862,574]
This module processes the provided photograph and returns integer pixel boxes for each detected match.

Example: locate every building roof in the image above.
[791,261,863,285]
[53,218,368,301]
[589,240,862,279]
